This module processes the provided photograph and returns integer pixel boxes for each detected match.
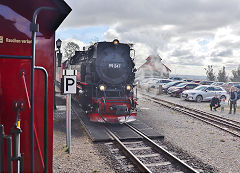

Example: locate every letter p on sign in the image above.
[63,76,77,94]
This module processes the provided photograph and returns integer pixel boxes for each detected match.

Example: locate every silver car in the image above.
[181,85,227,102]
[151,79,173,88]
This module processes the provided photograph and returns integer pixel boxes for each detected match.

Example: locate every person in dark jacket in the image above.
[229,86,238,114]
[237,88,240,100]
[210,94,220,111]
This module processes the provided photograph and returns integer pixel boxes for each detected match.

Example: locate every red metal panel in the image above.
[0,4,32,56]
[0,4,55,173]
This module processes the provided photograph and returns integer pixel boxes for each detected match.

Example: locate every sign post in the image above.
[63,69,77,153]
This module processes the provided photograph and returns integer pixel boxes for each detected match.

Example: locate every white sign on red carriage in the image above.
[63,70,77,94]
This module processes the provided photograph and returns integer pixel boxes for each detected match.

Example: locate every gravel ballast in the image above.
[137,91,240,173]
[53,95,115,173]
[143,87,240,122]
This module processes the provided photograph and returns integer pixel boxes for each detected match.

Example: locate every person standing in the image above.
[229,86,238,114]
[220,97,226,112]
[237,88,240,100]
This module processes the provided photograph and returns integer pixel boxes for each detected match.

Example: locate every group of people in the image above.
[210,86,240,114]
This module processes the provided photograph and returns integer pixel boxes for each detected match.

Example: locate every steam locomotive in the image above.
[69,39,137,123]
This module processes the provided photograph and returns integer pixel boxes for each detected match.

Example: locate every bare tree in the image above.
[217,66,228,82]
[230,65,240,82]
[204,65,216,81]
[63,42,80,60]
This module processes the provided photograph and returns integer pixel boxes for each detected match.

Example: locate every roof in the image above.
[138,56,171,72]
[2,0,72,37]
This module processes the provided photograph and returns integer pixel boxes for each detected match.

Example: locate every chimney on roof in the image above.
[146,56,152,62]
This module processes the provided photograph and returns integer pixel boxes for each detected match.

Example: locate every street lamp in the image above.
[56,39,62,49]
[54,39,62,109]
[56,39,62,67]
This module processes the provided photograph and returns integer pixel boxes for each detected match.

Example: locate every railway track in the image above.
[105,123,199,173]
[141,93,240,138]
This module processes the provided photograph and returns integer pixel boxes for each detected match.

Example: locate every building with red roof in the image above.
[138,55,171,78]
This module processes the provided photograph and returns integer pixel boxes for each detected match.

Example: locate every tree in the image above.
[217,66,228,82]
[63,42,80,60]
[204,65,216,81]
[230,65,240,82]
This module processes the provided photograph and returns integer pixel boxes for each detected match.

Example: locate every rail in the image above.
[105,124,198,173]
[142,93,240,138]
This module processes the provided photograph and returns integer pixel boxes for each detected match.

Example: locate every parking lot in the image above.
[138,86,240,122]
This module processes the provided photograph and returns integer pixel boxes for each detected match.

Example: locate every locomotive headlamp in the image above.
[113,39,119,45]
[126,85,131,90]
[99,84,106,91]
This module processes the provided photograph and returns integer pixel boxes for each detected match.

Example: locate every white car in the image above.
[141,78,159,88]
[151,79,173,88]
[181,85,227,102]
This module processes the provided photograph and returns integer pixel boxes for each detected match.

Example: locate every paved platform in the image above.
[71,100,164,142]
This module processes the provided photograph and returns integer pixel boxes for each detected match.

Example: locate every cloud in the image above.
[57,0,240,75]
[210,57,223,62]
[211,49,233,57]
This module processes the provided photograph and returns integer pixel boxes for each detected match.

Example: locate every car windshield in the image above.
[166,81,179,86]
[161,80,171,83]
[176,83,187,87]
[232,83,240,86]
[194,86,208,90]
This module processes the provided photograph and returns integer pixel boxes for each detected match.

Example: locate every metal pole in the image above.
[66,94,69,147]
[0,125,4,172]
[6,136,13,173]
[35,66,48,173]
[68,93,71,153]
[54,50,57,109]
[68,65,71,153]
[30,7,56,172]
[16,128,20,173]
[30,16,36,173]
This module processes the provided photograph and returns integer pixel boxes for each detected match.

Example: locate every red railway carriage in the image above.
[0,1,71,173]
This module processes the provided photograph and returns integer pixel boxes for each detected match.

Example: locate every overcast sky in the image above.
[56,0,240,76]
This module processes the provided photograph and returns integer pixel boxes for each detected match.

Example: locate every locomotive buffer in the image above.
[63,69,77,153]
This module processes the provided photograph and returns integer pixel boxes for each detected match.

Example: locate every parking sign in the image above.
[63,76,76,94]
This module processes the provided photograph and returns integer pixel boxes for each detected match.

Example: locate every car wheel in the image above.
[220,95,226,100]
[196,95,203,103]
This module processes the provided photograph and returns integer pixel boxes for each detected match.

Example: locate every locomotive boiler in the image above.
[69,39,137,123]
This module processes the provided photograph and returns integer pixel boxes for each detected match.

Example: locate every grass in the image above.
[65,146,69,153]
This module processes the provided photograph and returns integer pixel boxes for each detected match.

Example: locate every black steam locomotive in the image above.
[70,39,137,123]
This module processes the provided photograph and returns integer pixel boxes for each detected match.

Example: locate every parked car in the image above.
[199,81,214,85]
[167,83,199,97]
[151,79,173,88]
[169,77,183,81]
[182,79,193,82]
[211,82,224,86]
[139,78,159,87]
[221,82,240,93]
[193,80,201,83]
[162,81,183,93]
[181,85,227,102]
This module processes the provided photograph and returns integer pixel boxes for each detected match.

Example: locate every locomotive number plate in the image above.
[109,63,121,68]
